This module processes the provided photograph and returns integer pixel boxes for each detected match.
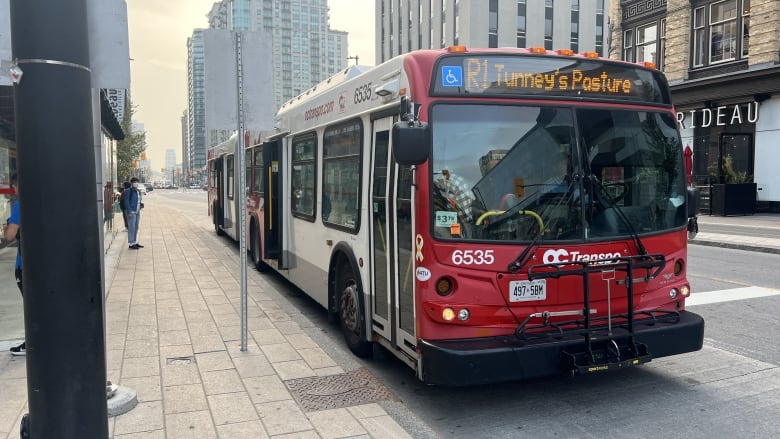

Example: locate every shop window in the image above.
[691,0,750,68]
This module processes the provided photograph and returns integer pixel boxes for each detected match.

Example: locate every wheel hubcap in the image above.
[340,283,359,333]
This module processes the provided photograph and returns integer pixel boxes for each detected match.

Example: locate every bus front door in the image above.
[369,116,417,360]
[262,139,283,264]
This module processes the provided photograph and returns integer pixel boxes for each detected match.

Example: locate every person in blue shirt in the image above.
[121,176,145,250]
[5,174,24,356]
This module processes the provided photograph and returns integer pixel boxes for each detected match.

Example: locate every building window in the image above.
[516,0,526,48]
[636,23,658,63]
[692,0,750,68]
[441,0,447,48]
[489,0,498,48]
[622,20,665,69]
[623,29,634,61]
[454,0,460,45]
[570,0,579,53]
[595,0,604,55]
[544,0,553,50]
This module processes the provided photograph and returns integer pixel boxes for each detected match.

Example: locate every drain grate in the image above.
[285,368,397,412]
[166,356,195,365]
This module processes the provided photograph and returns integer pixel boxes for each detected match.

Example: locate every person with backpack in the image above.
[121,177,144,250]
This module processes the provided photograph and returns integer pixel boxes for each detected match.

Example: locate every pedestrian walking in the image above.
[121,177,144,250]
[5,173,24,355]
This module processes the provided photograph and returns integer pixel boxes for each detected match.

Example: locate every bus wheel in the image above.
[338,264,372,357]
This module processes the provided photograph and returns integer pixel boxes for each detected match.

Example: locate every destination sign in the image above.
[432,55,670,105]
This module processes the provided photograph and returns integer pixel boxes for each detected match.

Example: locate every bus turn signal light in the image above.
[674,259,684,276]
[436,277,453,296]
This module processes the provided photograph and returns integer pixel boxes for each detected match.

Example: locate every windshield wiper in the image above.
[504,178,578,273]
[588,174,648,255]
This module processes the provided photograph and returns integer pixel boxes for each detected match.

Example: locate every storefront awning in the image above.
[670,65,780,108]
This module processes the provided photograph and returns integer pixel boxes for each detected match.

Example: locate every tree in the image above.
[116,97,146,182]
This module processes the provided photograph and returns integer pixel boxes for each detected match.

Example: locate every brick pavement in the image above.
[0,203,414,439]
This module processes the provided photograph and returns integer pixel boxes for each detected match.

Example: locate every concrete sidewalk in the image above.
[689,213,780,254]
[0,205,418,438]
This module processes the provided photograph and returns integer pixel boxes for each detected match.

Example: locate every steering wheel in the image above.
[476,208,545,236]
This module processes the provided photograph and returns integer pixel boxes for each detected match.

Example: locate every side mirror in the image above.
[392,121,430,166]
[686,187,700,218]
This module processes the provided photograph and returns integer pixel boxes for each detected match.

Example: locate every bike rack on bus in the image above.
[518,254,677,375]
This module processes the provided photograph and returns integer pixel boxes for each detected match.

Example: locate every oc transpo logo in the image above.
[542,249,622,264]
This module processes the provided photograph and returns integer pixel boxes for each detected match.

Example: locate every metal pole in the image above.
[10,0,108,437]
[235,31,249,351]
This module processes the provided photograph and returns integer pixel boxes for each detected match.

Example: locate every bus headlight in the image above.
[669,288,679,299]
[681,285,691,297]
[442,308,455,321]
[457,308,470,321]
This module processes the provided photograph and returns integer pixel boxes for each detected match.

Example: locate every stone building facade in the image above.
[610,0,780,213]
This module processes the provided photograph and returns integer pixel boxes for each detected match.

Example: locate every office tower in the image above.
[376,0,608,64]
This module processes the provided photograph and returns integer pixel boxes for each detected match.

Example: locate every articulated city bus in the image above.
[208,47,704,385]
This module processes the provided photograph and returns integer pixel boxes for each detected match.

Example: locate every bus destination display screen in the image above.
[432,55,671,105]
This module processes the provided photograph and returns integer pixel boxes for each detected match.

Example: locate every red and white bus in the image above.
[208,47,704,386]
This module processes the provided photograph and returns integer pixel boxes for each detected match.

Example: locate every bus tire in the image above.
[337,263,372,358]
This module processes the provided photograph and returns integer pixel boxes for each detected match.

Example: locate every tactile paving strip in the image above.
[285,368,397,412]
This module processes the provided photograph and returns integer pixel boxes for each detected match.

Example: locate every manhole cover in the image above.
[285,368,397,412]
[166,356,195,365]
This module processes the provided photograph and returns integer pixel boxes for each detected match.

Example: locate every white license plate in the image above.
[509,279,547,302]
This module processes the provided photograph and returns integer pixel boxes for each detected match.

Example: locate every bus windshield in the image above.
[430,104,687,242]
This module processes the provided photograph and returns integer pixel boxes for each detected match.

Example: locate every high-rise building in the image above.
[375,0,609,64]
[609,0,780,213]
[186,30,206,182]
[187,1,348,178]
[180,110,189,183]
[165,149,177,172]
[206,0,349,108]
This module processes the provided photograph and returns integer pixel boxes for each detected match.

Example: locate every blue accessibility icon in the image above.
[441,66,463,87]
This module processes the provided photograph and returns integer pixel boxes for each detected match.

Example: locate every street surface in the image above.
[148,191,780,438]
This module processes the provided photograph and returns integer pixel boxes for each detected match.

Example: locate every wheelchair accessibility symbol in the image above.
[441,66,463,87]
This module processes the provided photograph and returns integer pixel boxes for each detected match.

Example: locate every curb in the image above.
[688,239,780,255]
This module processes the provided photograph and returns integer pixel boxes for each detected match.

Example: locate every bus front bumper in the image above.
[418,310,704,386]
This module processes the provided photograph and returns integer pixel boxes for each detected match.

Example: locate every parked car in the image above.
[188,184,200,190]
[144,183,153,192]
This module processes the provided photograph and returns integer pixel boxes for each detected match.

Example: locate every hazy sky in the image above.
[126,0,376,171]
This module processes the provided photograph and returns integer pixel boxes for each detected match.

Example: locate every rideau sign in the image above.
[677,101,759,130]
